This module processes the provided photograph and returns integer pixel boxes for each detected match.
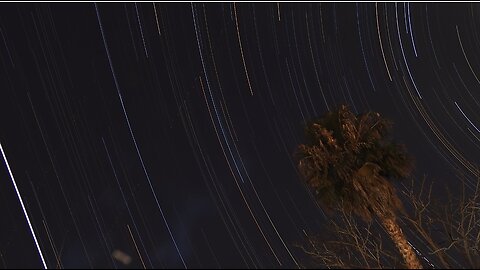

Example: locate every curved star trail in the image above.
[0,2,478,269]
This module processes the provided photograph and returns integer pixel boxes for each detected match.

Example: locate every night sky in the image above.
[0,2,479,269]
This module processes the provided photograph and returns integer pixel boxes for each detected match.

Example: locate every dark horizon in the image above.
[0,2,478,268]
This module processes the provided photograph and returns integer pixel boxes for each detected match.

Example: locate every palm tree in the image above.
[296,105,422,269]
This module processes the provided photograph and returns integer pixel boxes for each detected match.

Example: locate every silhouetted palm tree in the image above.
[296,105,422,269]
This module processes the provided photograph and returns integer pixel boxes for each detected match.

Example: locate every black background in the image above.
[0,2,479,268]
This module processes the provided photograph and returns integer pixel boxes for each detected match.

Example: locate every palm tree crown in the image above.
[297,104,412,220]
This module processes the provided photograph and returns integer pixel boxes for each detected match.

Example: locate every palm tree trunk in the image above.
[380,216,423,269]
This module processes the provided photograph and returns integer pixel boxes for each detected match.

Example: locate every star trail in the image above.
[0,2,479,269]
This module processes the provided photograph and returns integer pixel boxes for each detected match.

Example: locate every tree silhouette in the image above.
[296,105,422,269]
